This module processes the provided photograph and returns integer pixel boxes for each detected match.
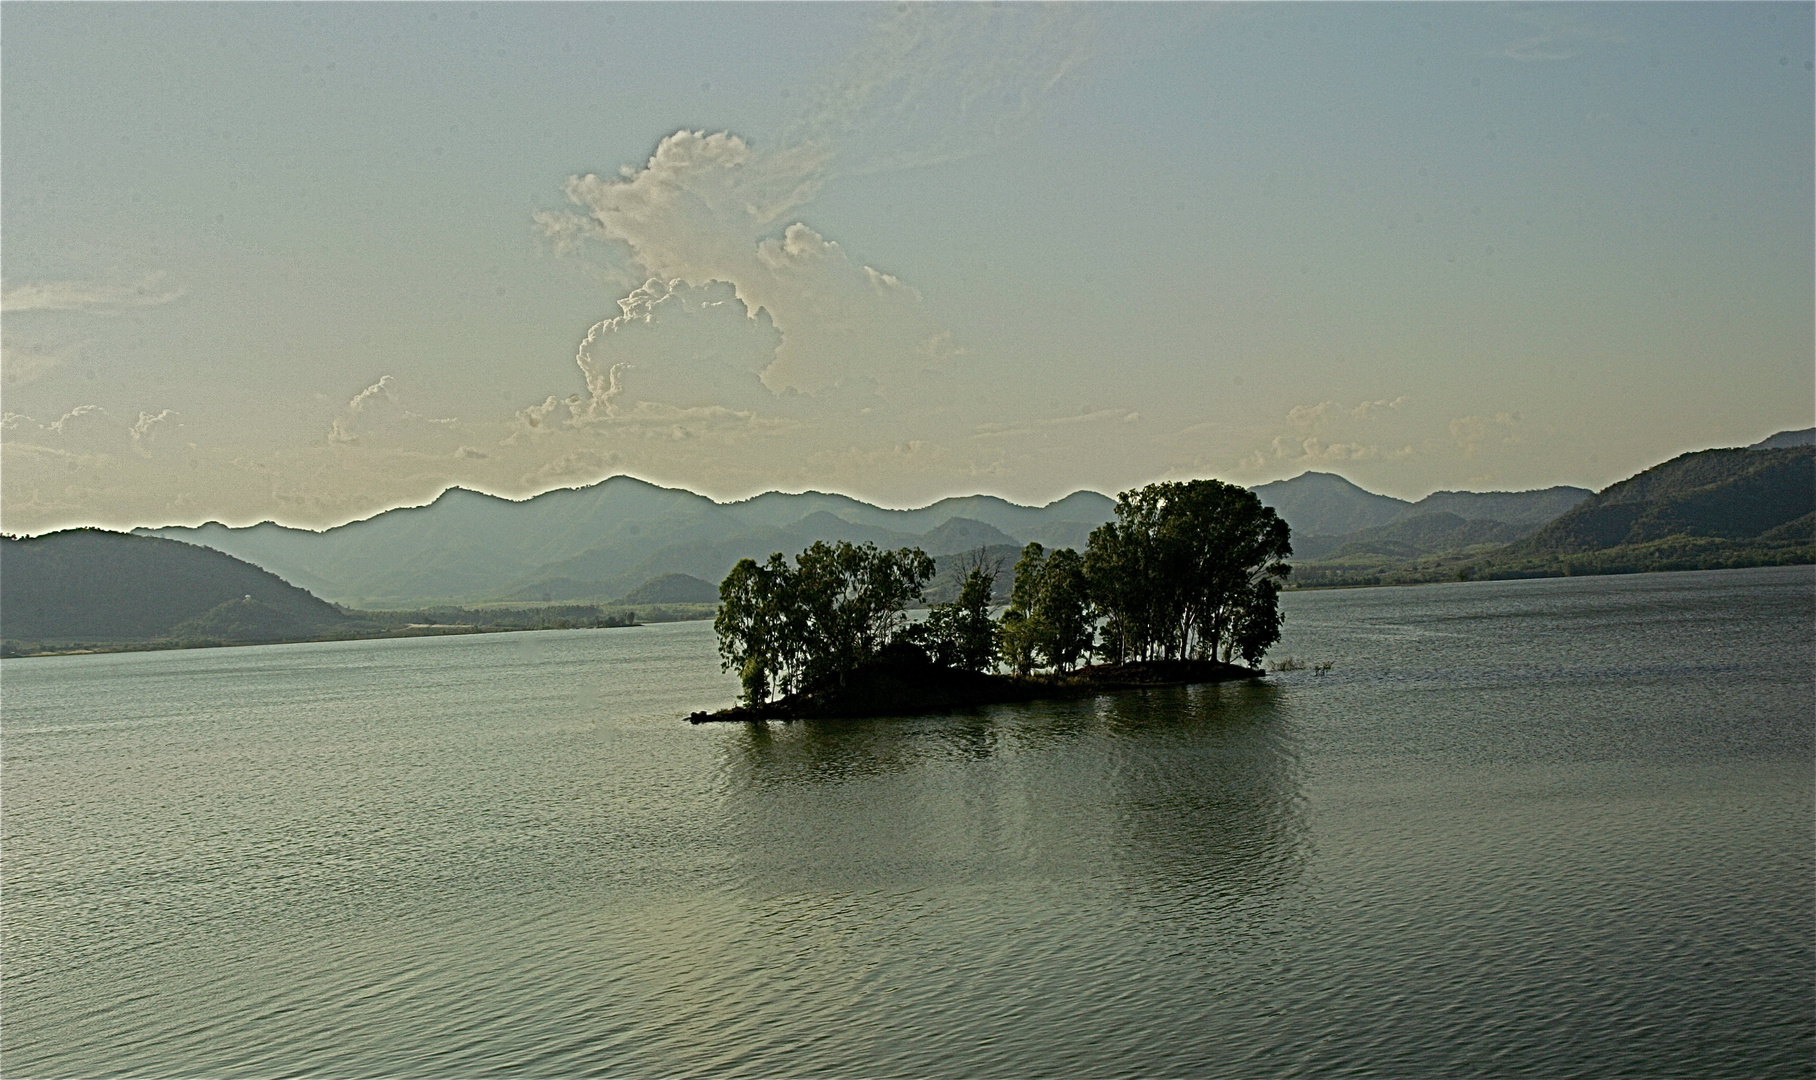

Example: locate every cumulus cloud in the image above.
[1287,396,1406,432]
[1,6,1109,534]
[328,375,458,446]
[1349,396,1407,419]
[1221,397,1426,478]
[130,410,176,457]
[540,129,952,399]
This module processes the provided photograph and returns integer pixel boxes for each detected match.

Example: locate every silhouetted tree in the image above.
[1000,542,1093,674]
[716,541,935,705]
[920,555,999,672]
[1082,479,1291,665]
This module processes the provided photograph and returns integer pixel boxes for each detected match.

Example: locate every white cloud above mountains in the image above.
[539,129,953,401]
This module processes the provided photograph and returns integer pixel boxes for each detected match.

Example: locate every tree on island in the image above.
[999,543,1092,675]
[712,479,1292,708]
[913,554,1000,673]
[1082,479,1291,666]
[716,541,934,705]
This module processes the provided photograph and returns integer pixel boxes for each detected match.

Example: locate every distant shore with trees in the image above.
[691,479,1291,722]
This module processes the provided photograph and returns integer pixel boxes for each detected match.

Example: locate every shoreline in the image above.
[687,658,1264,724]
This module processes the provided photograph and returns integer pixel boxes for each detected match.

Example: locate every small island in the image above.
[690,479,1291,723]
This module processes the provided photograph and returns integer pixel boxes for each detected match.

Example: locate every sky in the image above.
[3,2,1811,533]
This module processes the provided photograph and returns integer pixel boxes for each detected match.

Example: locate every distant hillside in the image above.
[119,448,1784,606]
[623,573,718,605]
[1255,472,1590,542]
[141,477,1119,608]
[1751,428,1814,450]
[1295,512,1529,562]
[1251,472,1410,536]
[1468,446,1814,579]
[1502,447,1813,556]
[1,530,350,644]
[1281,448,1808,587]
[917,516,1020,555]
[1401,486,1591,528]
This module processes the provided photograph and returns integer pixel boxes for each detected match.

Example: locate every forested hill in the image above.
[1475,446,1814,576]
[1501,446,1814,556]
[1,529,351,646]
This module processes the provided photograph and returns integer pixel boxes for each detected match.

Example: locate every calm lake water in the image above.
[4,566,1811,1078]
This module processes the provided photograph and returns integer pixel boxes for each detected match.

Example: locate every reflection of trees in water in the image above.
[1092,683,1310,913]
[713,686,1307,907]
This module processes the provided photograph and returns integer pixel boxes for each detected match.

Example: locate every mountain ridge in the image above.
[141,481,1121,608]
[132,439,1801,606]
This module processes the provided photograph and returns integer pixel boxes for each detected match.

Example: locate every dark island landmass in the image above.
[687,654,1262,723]
[698,479,1290,724]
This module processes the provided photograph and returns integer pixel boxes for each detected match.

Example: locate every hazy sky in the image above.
[4,2,1811,532]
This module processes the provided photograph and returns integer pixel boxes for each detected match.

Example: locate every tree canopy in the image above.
[716,541,934,705]
[1081,479,1291,665]
[1000,542,1092,675]
[915,557,999,673]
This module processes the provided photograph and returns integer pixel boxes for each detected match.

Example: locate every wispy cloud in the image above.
[1499,12,1623,63]
[785,2,1097,175]
[0,341,74,387]
[970,407,1139,442]
[0,274,184,313]
[1448,412,1522,456]
[329,375,458,446]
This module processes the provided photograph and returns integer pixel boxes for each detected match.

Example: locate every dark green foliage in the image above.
[168,597,318,643]
[1083,480,1292,665]
[1477,534,1815,579]
[1000,543,1093,674]
[924,544,1022,604]
[715,541,935,705]
[709,485,1294,715]
[919,560,999,673]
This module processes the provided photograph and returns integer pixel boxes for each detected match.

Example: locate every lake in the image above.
[3,566,1811,1077]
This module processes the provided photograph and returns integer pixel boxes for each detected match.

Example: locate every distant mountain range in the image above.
[0,529,648,655]
[140,481,1117,608]
[113,428,1813,606]
[1252,473,1593,551]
